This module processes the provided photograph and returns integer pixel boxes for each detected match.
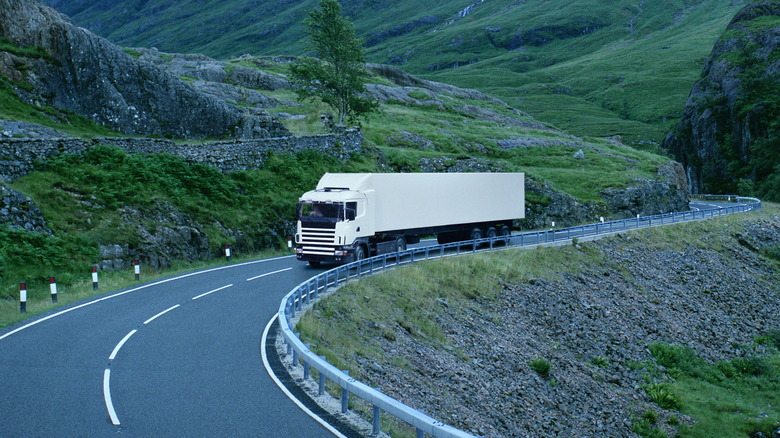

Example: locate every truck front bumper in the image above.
[296,247,355,264]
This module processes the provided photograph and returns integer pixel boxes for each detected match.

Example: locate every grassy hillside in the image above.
[42,0,745,146]
[0,57,674,318]
[296,204,780,437]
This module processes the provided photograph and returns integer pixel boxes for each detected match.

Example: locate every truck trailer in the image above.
[295,172,525,266]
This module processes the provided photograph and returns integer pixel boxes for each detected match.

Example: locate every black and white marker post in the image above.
[225,244,231,262]
[19,282,27,313]
[50,276,58,303]
[134,260,140,281]
[92,266,99,291]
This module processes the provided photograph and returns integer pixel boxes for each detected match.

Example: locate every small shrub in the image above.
[529,357,551,378]
[757,329,780,350]
[732,356,772,377]
[649,342,703,376]
[761,245,780,262]
[644,383,682,410]
[591,356,610,368]
[632,410,668,438]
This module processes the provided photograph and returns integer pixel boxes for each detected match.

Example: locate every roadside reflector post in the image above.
[92,266,99,291]
[20,282,27,313]
[50,276,58,303]
[287,237,292,250]
[134,260,140,281]
[225,244,231,262]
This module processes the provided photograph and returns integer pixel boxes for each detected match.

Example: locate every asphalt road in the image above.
[0,200,744,437]
[0,256,337,437]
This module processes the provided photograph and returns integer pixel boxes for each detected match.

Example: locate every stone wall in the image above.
[0,129,364,182]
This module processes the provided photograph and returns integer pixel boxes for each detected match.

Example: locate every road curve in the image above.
[0,255,340,437]
[0,201,744,437]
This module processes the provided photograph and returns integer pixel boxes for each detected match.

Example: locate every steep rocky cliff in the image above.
[663,1,780,201]
[0,0,289,139]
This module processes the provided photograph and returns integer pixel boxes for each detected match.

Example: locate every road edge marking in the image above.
[261,315,346,438]
[0,256,295,341]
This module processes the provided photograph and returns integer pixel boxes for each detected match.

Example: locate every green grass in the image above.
[295,204,780,437]
[1,145,372,316]
[644,341,780,438]
[0,246,290,328]
[49,0,746,146]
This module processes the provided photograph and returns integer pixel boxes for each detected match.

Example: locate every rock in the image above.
[663,1,780,197]
[0,185,52,235]
[0,0,289,139]
[573,149,585,159]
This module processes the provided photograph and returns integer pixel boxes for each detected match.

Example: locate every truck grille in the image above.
[300,227,337,255]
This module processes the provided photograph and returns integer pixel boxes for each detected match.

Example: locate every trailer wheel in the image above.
[499,226,511,245]
[395,236,407,252]
[470,228,483,241]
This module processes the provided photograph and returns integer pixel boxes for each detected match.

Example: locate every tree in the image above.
[289,0,379,127]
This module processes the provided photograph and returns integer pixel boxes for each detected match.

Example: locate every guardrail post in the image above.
[372,387,382,436]
[318,356,327,396]
[341,370,350,414]
[303,344,311,380]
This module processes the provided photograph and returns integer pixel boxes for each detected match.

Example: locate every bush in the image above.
[529,357,551,378]
[644,383,682,410]
[649,342,704,375]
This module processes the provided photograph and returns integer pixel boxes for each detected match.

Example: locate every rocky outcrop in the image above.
[0,0,289,139]
[0,185,51,234]
[662,1,780,201]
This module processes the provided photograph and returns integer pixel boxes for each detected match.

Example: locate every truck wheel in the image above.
[470,228,483,241]
[499,226,511,245]
[355,245,366,261]
[395,236,407,252]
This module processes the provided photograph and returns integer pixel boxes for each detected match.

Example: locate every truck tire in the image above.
[395,236,407,252]
[470,228,483,241]
[355,245,367,261]
[499,225,511,245]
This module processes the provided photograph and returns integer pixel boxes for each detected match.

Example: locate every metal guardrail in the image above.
[277,196,761,438]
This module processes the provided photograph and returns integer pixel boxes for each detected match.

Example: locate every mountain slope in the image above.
[663,0,780,202]
[0,0,289,139]
[42,0,747,145]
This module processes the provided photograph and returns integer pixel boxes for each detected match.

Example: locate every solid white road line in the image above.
[109,330,138,361]
[246,267,293,282]
[191,284,233,301]
[0,255,295,341]
[261,315,346,438]
[143,304,181,324]
[103,369,121,426]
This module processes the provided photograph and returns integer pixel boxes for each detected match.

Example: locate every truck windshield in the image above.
[298,202,344,221]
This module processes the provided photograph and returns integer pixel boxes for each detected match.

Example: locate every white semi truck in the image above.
[295,173,525,266]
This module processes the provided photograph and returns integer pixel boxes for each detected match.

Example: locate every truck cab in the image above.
[295,188,371,265]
